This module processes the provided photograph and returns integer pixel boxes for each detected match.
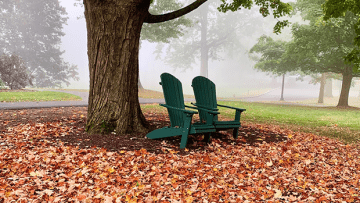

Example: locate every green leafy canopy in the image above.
[322,0,360,71]
[218,0,293,33]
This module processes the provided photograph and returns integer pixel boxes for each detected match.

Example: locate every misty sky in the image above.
[59,1,211,93]
[58,0,345,97]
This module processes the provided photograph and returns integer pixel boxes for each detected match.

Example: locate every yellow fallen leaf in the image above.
[274,189,282,198]
[185,196,193,203]
[108,167,115,173]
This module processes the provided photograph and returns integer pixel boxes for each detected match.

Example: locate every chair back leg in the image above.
[233,128,239,139]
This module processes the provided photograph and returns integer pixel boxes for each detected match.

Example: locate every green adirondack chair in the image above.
[191,76,246,139]
[146,73,219,149]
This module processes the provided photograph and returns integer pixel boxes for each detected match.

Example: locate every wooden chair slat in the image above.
[192,76,246,139]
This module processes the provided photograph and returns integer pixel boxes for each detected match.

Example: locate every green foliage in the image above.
[322,0,360,70]
[286,10,360,77]
[218,0,293,34]
[294,0,326,22]
[249,35,291,75]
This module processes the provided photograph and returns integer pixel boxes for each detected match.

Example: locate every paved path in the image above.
[0,89,195,110]
[240,87,319,102]
[0,88,325,110]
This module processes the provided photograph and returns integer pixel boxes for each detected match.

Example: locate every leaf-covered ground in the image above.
[0,107,359,202]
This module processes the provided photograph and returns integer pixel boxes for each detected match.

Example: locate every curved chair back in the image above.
[160,73,185,127]
[192,76,218,122]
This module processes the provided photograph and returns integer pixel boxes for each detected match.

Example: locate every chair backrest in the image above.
[192,76,218,122]
[160,73,185,127]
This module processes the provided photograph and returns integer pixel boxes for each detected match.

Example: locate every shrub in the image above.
[0,53,33,90]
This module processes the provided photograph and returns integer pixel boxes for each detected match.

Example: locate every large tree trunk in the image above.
[84,0,149,134]
[318,73,326,103]
[199,3,208,77]
[337,67,353,107]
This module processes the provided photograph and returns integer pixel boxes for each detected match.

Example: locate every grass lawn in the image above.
[142,101,360,145]
[292,96,360,108]
[0,91,82,102]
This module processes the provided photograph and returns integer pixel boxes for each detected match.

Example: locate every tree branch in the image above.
[144,0,207,23]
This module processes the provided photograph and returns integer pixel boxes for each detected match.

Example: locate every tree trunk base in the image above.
[86,102,149,135]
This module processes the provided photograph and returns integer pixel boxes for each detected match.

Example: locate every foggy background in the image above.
[58,0,359,98]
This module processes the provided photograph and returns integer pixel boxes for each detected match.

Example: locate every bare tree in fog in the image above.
[155,0,266,77]
[0,0,79,88]
[0,53,33,89]
[74,0,194,90]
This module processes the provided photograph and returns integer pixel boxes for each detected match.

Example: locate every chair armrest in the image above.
[191,102,218,111]
[160,104,198,114]
[185,105,219,115]
[217,104,246,112]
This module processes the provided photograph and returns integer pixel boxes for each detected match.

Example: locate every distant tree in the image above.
[322,0,360,71]
[249,35,345,104]
[306,73,341,103]
[0,53,33,90]
[155,0,265,77]
[249,35,290,75]
[0,0,79,88]
[0,78,6,89]
[287,0,360,107]
[249,35,295,101]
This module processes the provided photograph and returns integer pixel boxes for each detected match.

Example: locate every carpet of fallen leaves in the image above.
[0,107,359,202]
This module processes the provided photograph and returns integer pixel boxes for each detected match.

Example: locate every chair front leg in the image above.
[233,109,243,139]
[180,114,193,149]
[234,109,241,122]
[204,133,211,143]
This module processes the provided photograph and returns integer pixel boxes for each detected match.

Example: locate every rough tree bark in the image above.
[84,0,207,134]
[337,66,353,107]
